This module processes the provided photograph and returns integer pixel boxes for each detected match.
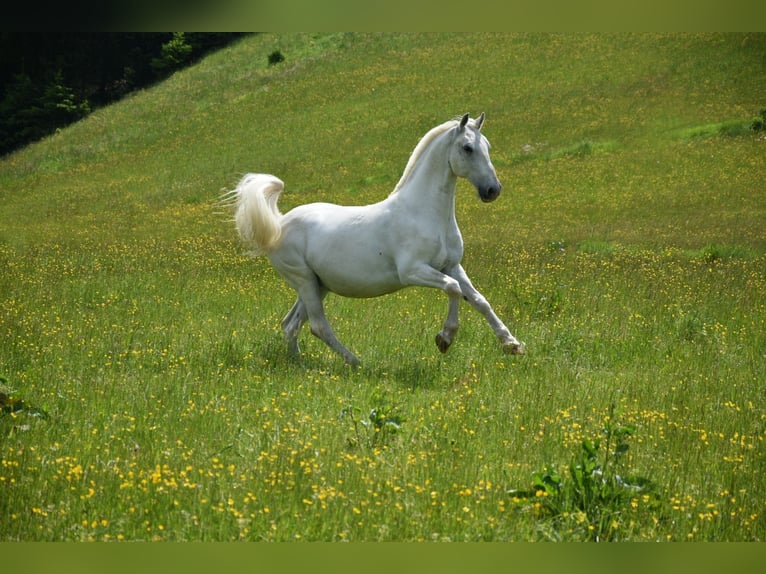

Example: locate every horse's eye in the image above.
[462,144,473,154]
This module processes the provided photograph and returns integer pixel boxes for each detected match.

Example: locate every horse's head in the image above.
[449,112,502,203]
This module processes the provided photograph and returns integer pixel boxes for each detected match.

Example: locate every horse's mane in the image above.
[390,119,460,194]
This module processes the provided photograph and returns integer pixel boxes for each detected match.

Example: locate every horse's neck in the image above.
[391,133,457,221]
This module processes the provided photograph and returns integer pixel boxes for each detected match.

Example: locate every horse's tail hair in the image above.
[226,173,285,256]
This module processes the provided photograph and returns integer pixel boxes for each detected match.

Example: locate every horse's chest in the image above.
[425,232,462,270]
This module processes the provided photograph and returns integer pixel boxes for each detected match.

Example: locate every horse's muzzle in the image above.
[479,183,502,203]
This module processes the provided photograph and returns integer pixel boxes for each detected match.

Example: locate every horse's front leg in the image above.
[435,295,460,353]
[397,262,464,353]
[447,264,525,355]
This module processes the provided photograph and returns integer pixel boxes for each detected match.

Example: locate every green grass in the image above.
[675,120,752,140]
[1,33,765,541]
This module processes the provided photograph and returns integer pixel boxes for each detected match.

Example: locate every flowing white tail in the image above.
[229,173,285,256]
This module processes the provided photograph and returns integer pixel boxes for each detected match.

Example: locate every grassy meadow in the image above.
[0,33,764,541]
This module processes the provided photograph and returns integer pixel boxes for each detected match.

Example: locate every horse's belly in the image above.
[314,257,404,298]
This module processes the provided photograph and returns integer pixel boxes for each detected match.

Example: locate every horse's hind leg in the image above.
[396,261,464,354]
[307,303,361,367]
[296,281,361,366]
[282,298,307,358]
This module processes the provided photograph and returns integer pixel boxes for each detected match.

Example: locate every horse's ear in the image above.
[459,113,470,130]
[475,112,485,130]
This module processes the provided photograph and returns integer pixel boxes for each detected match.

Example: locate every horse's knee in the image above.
[446,281,462,299]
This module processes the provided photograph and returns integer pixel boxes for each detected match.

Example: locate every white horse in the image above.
[226,113,524,366]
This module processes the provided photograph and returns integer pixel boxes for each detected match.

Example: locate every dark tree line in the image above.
[0,33,248,156]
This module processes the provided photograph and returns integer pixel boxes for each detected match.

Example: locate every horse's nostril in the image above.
[480,185,501,203]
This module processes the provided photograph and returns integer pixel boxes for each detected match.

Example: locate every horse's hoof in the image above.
[435,333,451,353]
[503,342,526,355]
[345,356,361,368]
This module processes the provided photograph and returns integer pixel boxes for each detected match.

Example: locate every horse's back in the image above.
[280,201,385,243]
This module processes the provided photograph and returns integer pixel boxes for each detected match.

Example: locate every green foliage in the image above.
[0,376,49,441]
[0,70,89,154]
[0,33,246,156]
[151,33,193,76]
[750,108,766,132]
[40,70,91,120]
[0,395,47,419]
[677,117,758,140]
[267,50,285,66]
[340,396,405,451]
[509,406,660,541]
[686,244,759,263]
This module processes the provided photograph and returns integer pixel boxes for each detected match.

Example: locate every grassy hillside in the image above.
[1,33,764,541]
[2,33,764,248]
